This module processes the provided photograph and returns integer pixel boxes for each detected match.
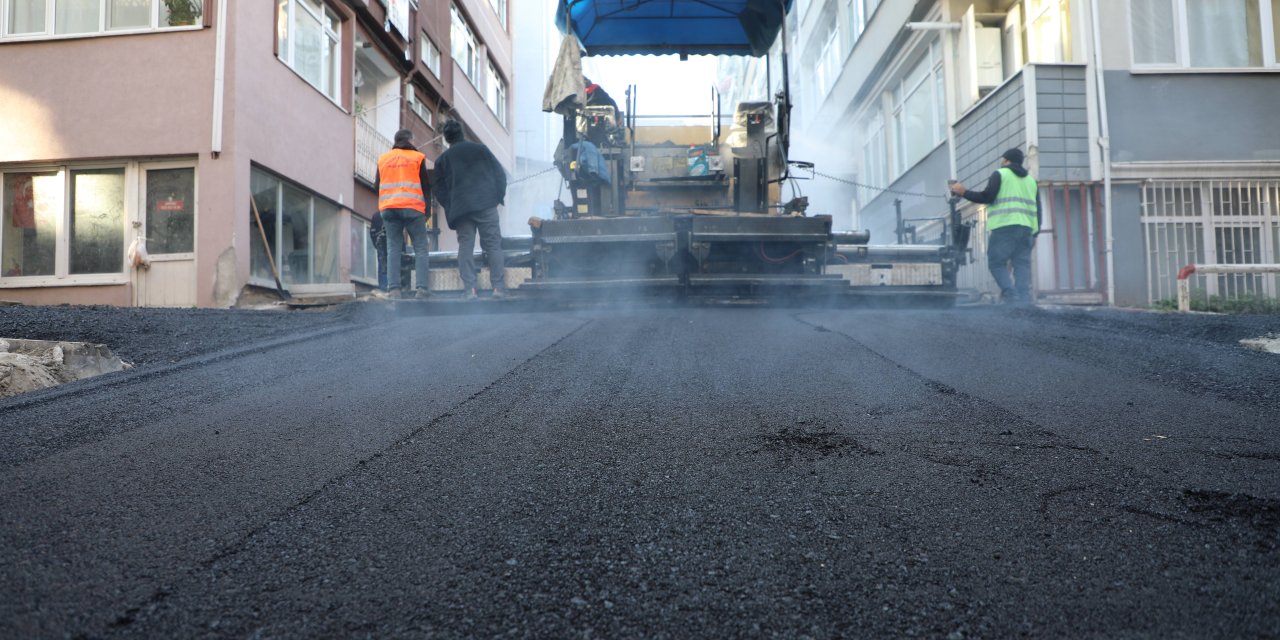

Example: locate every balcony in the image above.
[355,118,391,184]
[953,64,1095,187]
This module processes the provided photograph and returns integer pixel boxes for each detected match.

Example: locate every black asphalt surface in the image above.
[1,302,1278,639]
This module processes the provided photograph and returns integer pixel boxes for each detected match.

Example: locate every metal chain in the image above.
[507,166,560,186]
[812,170,948,200]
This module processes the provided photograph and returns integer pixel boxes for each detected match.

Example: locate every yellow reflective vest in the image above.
[987,167,1039,233]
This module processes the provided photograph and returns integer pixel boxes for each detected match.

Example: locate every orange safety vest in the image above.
[377,148,428,212]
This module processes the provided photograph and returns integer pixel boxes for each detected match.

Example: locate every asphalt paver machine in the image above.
[526,0,969,303]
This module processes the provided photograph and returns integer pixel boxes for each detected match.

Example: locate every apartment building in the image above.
[0,0,513,308]
[790,0,1280,306]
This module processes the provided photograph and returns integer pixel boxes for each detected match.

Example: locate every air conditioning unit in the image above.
[975,27,1005,89]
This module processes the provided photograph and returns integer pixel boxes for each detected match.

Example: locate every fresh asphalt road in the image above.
[1,305,1277,639]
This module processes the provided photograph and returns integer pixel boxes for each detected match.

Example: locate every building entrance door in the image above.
[133,165,197,307]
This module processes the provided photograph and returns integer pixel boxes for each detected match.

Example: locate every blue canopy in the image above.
[558,0,794,57]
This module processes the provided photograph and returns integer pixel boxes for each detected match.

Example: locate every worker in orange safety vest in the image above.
[374,129,432,299]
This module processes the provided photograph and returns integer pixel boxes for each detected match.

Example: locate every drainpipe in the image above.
[1089,0,1114,306]
[211,0,228,157]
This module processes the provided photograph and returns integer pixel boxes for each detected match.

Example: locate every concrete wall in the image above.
[1035,65,1091,181]
[0,29,215,164]
[1105,72,1280,163]
[1109,183,1149,307]
[954,72,1027,187]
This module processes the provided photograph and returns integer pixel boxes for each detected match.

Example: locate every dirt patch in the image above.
[0,339,130,397]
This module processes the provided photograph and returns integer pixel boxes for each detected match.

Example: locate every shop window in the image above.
[250,166,342,288]
[1,171,58,278]
[1,166,128,281]
[69,168,126,275]
[350,216,377,284]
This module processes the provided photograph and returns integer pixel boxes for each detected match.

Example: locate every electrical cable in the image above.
[812,170,948,200]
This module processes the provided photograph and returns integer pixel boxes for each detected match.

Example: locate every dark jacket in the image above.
[432,140,507,230]
[961,163,1043,231]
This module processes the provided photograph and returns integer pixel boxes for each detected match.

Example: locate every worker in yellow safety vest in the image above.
[950,148,1041,305]
[374,129,432,299]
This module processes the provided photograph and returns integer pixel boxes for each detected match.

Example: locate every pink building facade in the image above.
[0,0,513,307]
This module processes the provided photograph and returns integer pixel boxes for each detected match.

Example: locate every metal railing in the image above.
[1176,263,1280,312]
[1141,179,1280,307]
[355,118,391,184]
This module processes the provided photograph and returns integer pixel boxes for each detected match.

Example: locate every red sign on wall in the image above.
[157,197,185,212]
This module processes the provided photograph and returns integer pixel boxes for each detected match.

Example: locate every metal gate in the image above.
[1141,180,1280,306]
[1038,182,1106,303]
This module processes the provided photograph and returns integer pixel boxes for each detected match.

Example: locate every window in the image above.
[1131,0,1279,68]
[815,27,842,101]
[1,165,128,281]
[145,167,195,254]
[407,90,433,128]
[250,167,342,287]
[2,0,202,38]
[858,112,887,207]
[487,0,505,29]
[891,40,945,175]
[485,61,506,126]
[350,216,377,283]
[276,0,343,101]
[421,32,442,78]
[451,5,480,84]
[1025,0,1071,63]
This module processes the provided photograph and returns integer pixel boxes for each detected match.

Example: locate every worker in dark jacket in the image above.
[950,148,1041,305]
[432,120,508,300]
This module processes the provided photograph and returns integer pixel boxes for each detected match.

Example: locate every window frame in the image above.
[451,4,480,85]
[1128,0,1280,71]
[275,0,344,102]
[349,214,378,286]
[407,89,433,128]
[485,60,507,127]
[420,30,442,78]
[248,165,344,290]
[487,0,506,30]
[1,0,205,41]
[140,160,199,259]
[890,40,945,177]
[0,161,136,287]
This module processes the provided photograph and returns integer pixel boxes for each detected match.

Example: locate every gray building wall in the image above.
[1106,72,1280,163]
[1109,184,1148,307]
[1035,65,1091,182]
[954,73,1027,188]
